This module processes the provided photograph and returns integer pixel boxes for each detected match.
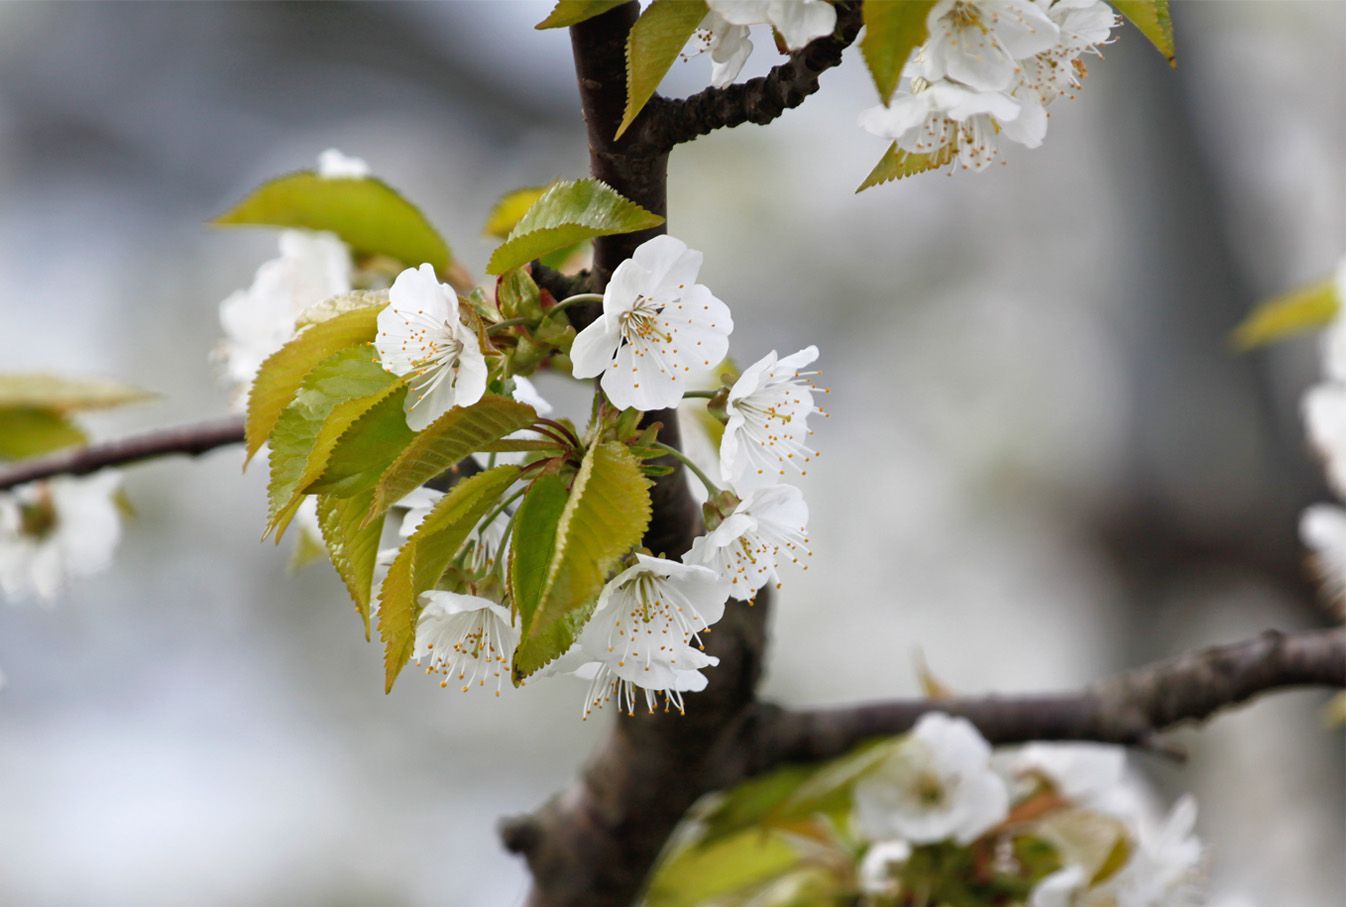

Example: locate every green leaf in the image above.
[0,408,87,461]
[295,290,389,329]
[860,0,935,103]
[307,383,416,499]
[378,465,522,691]
[536,0,627,29]
[0,374,154,413]
[318,490,386,639]
[1231,278,1338,350]
[508,474,569,625]
[245,304,383,463]
[369,395,538,518]
[265,348,396,538]
[512,441,651,681]
[616,0,709,140]
[1113,0,1176,67]
[645,828,802,907]
[486,179,664,275]
[215,171,454,272]
[856,142,956,192]
[484,186,549,238]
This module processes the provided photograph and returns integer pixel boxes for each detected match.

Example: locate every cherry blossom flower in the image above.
[1018,0,1118,104]
[375,263,488,431]
[1303,382,1346,496]
[413,590,518,695]
[317,148,370,179]
[997,742,1128,813]
[1301,504,1346,606]
[720,346,824,491]
[854,712,1009,845]
[916,0,1059,92]
[217,229,352,395]
[577,554,729,717]
[695,0,836,87]
[570,235,733,412]
[857,839,912,899]
[0,472,123,604]
[683,484,810,599]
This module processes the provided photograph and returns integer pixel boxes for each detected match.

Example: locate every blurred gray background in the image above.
[0,2,1342,905]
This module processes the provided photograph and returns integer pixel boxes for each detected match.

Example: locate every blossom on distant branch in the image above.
[695,0,837,87]
[0,472,123,604]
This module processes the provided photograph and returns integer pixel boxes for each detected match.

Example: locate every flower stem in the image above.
[653,441,719,497]
[488,317,529,335]
[550,292,603,314]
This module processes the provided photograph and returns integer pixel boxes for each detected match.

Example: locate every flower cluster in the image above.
[1299,258,1346,611]
[694,0,838,88]
[859,0,1118,173]
[850,714,1205,906]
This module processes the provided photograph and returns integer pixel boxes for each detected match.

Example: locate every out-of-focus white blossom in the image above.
[857,839,912,899]
[683,483,810,598]
[0,472,123,604]
[316,148,370,179]
[997,742,1129,814]
[570,235,733,412]
[720,346,824,491]
[375,263,487,431]
[1300,504,1346,606]
[413,590,518,695]
[695,0,836,86]
[854,712,1009,845]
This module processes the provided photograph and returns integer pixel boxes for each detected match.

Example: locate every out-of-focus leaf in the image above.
[856,142,955,192]
[1113,0,1176,67]
[287,520,327,572]
[486,179,663,275]
[378,465,521,691]
[0,408,87,461]
[295,290,389,329]
[536,0,627,29]
[1324,691,1346,728]
[860,0,935,103]
[616,0,709,140]
[511,441,651,681]
[915,649,955,699]
[306,383,416,499]
[245,305,382,463]
[1231,278,1338,350]
[0,374,154,413]
[484,186,549,238]
[369,395,537,518]
[1038,810,1132,884]
[215,171,454,271]
[265,348,395,538]
[318,489,386,640]
[645,827,803,907]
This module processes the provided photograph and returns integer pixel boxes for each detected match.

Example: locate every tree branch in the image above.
[750,627,1346,771]
[0,416,245,491]
[644,1,863,152]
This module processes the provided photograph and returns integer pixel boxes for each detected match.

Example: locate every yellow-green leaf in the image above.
[318,489,386,639]
[645,828,802,907]
[512,441,651,681]
[287,522,327,572]
[295,290,388,329]
[508,473,569,626]
[264,348,396,539]
[369,395,538,519]
[0,374,153,414]
[306,383,416,499]
[486,179,664,275]
[244,305,382,463]
[1113,0,1176,67]
[215,172,454,272]
[484,186,549,238]
[616,0,710,140]
[1232,278,1339,350]
[536,0,627,29]
[378,465,521,691]
[856,141,956,192]
[860,0,935,103]
[0,408,87,461]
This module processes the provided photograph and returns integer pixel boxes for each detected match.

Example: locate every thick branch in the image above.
[752,627,1346,770]
[0,416,244,491]
[645,1,862,151]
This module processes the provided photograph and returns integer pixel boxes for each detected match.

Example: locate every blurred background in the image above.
[0,1,1342,904]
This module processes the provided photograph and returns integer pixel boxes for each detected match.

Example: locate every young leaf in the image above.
[215,172,454,273]
[245,305,383,463]
[378,465,522,691]
[369,395,538,518]
[264,348,396,538]
[644,828,802,907]
[856,141,956,192]
[1112,0,1176,67]
[1231,278,1338,350]
[0,374,154,413]
[508,474,569,629]
[0,408,87,461]
[306,383,416,499]
[536,0,627,29]
[860,0,935,103]
[295,289,389,329]
[318,490,386,639]
[512,441,652,682]
[484,186,548,238]
[486,179,664,275]
[616,0,709,140]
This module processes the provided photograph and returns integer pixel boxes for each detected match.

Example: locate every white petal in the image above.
[570,315,622,379]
